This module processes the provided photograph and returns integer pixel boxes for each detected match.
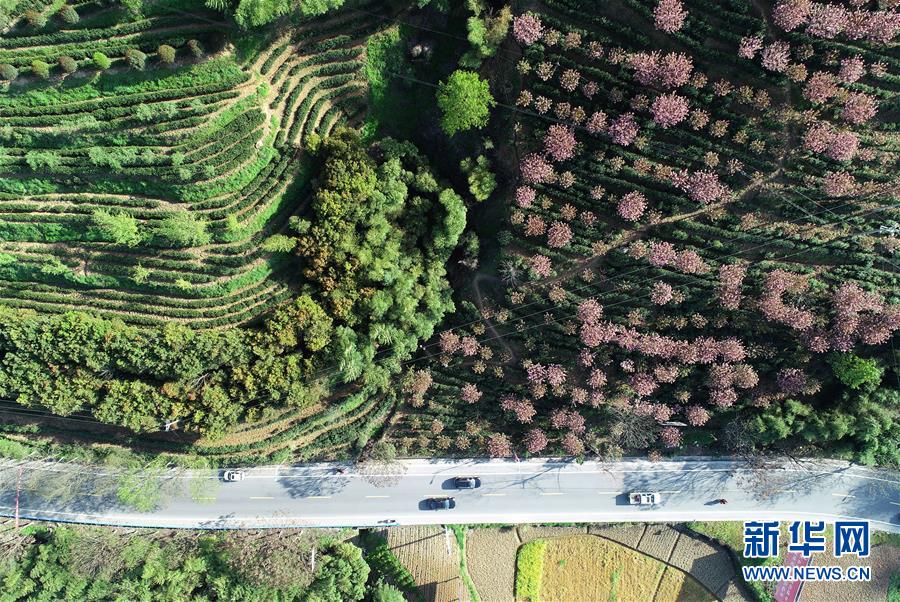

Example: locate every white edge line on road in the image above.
[366,495,390,499]
[540,492,565,496]
[831,493,855,498]
[481,493,506,497]
[890,502,900,507]
[249,496,274,500]
[305,496,331,500]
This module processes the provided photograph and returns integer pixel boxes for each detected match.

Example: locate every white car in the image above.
[628,492,661,505]
[223,470,245,482]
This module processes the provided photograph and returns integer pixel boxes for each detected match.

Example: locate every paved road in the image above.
[0,457,897,531]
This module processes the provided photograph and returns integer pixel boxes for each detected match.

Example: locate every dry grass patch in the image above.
[467,527,520,602]
[387,525,467,602]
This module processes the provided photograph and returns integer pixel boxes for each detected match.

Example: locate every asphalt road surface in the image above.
[0,457,897,531]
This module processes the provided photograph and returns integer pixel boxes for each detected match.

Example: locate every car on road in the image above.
[628,491,661,505]
[453,476,481,489]
[425,497,456,510]
[222,470,245,482]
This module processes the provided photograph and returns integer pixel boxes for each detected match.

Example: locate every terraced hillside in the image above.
[0,1,383,328]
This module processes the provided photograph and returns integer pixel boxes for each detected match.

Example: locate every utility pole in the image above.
[14,465,24,530]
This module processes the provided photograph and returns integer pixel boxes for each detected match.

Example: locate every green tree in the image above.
[57,4,79,24]
[58,55,77,74]
[829,353,883,390]
[31,60,51,79]
[371,582,407,602]
[436,70,495,136]
[157,44,176,65]
[125,48,147,71]
[460,155,497,201]
[305,542,370,601]
[154,211,211,247]
[0,63,18,80]
[93,209,142,246]
[92,52,112,70]
[24,9,48,27]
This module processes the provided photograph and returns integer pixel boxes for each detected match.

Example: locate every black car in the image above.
[453,476,481,489]
[425,497,456,510]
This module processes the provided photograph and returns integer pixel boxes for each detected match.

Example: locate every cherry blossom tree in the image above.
[841,92,878,125]
[822,171,856,197]
[586,111,608,134]
[543,124,577,161]
[806,3,848,39]
[658,52,693,88]
[738,35,763,59]
[513,13,544,45]
[759,269,815,331]
[487,433,513,457]
[562,431,585,455]
[461,383,482,404]
[630,372,658,396]
[520,153,553,184]
[547,221,573,248]
[651,282,675,305]
[608,113,639,146]
[838,55,865,83]
[559,68,580,92]
[761,41,791,72]
[659,426,682,448]
[530,254,552,277]
[777,368,808,395]
[803,122,834,153]
[439,331,461,353]
[501,395,536,423]
[826,131,859,162]
[617,191,647,222]
[524,428,548,453]
[717,263,746,310]
[685,405,710,426]
[773,0,811,31]
[515,186,536,208]
[803,72,837,104]
[654,0,687,33]
[651,93,689,128]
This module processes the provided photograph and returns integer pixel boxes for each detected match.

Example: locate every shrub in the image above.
[58,55,77,74]
[516,539,547,601]
[31,60,51,79]
[125,48,147,71]
[158,44,177,65]
[57,4,79,24]
[92,52,112,70]
[187,39,204,58]
[24,10,48,28]
[0,63,18,80]
[829,354,883,390]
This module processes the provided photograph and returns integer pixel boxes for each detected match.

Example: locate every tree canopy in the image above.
[436,70,496,136]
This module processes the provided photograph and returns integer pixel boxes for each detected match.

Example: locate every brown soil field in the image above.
[466,526,521,602]
[387,525,468,602]
[800,543,900,602]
